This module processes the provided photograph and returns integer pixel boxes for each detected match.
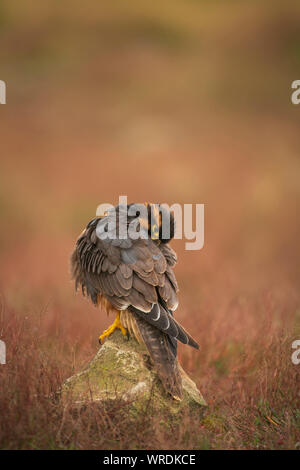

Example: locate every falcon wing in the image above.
[71,216,199,349]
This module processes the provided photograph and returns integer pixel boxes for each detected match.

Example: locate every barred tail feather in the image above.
[133,313,183,400]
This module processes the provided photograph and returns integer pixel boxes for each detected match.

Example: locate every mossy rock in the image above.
[62,330,207,417]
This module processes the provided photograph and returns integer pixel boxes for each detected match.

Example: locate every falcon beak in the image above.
[151,223,159,240]
[151,204,160,240]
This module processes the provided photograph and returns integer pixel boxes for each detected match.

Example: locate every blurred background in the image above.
[0,0,300,449]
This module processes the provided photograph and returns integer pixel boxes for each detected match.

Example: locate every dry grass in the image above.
[0,281,299,450]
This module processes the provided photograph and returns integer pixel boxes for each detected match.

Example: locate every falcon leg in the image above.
[99,312,128,344]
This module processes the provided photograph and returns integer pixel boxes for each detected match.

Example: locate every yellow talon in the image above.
[99,312,127,344]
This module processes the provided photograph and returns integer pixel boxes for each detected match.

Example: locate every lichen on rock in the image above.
[62,330,207,416]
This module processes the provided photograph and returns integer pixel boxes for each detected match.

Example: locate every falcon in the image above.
[70,203,199,400]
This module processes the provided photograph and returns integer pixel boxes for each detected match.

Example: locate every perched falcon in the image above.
[70,203,199,400]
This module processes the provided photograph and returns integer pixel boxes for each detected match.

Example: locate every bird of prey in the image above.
[70,203,199,400]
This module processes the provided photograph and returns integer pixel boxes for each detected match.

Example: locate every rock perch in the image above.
[62,331,207,415]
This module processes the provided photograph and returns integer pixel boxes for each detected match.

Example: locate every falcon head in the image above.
[144,202,175,243]
[96,202,175,243]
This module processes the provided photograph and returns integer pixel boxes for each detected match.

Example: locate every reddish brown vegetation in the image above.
[0,278,299,449]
